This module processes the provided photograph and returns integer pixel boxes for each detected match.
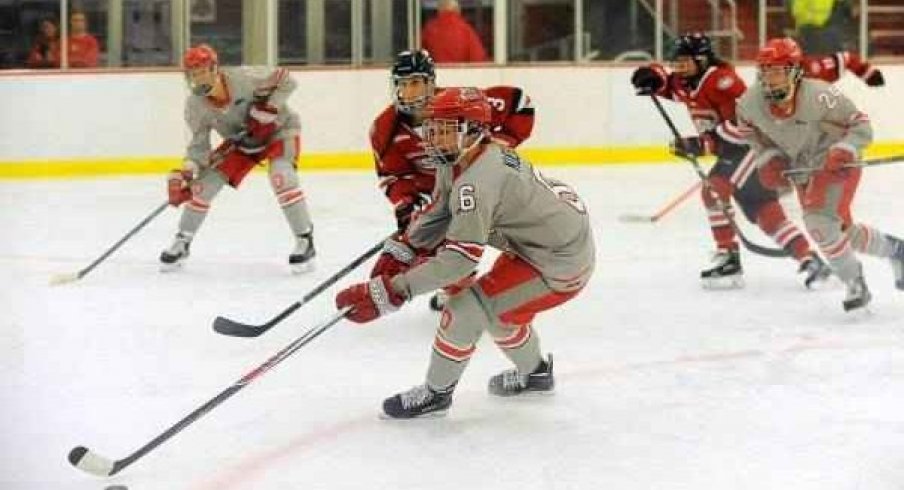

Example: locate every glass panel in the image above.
[278,0,307,64]
[581,0,655,62]
[363,0,411,65]
[420,0,492,63]
[324,0,352,64]
[66,1,107,68]
[1,1,61,69]
[508,0,573,62]
[190,0,243,65]
[866,2,904,57]
[657,0,747,62]
[122,0,174,67]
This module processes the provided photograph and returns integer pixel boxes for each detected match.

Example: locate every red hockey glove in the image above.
[336,275,406,324]
[864,69,884,87]
[758,156,789,190]
[370,235,418,278]
[238,102,279,155]
[166,169,193,206]
[825,146,856,175]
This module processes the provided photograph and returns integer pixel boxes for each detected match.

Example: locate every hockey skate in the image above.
[842,272,872,312]
[701,249,744,289]
[798,252,832,289]
[488,354,555,397]
[428,291,448,312]
[159,232,192,272]
[289,232,316,274]
[890,236,904,290]
[382,384,453,419]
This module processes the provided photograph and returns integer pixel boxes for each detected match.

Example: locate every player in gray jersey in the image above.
[160,44,315,274]
[336,87,595,419]
[736,38,904,311]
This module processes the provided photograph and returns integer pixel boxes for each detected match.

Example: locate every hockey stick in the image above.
[649,95,788,258]
[618,180,702,223]
[212,238,386,337]
[782,154,904,177]
[49,202,170,285]
[68,306,351,478]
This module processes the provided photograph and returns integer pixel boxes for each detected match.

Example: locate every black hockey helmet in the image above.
[391,49,437,114]
[671,32,715,61]
[391,49,436,82]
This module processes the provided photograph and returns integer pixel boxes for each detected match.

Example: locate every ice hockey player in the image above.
[336,87,595,419]
[161,44,316,274]
[630,32,830,289]
[802,50,885,86]
[371,49,535,310]
[737,37,904,312]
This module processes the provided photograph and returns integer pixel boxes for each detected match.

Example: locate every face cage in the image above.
[391,75,435,115]
[185,64,218,96]
[758,64,802,103]
[423,118,485,166]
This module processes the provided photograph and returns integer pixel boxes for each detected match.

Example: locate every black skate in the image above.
[159,232,192,272]
[382,384,453,419]
[701,249,744,289]
[842,274,872,312]
[289,231,316,274]
[488,354,555,397]
[428,291,448,312]
[798,252,832,288]
[890,236,904,290]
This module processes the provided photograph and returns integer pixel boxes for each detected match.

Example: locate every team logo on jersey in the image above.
[717,76,735,90]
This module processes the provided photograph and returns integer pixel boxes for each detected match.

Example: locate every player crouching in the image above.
[161,44,316,274]
[335,88,595,418]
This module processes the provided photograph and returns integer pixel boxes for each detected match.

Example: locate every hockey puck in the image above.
[104,485,128,490]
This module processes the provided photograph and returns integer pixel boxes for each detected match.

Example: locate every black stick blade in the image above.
[212,316,268,337]
[68,445,115,477]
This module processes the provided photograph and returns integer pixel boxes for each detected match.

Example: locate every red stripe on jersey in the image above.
[445,241,484,262]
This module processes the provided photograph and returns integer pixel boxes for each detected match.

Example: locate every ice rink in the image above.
[3,163,904,490]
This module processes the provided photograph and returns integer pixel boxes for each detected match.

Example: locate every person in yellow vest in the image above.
[790,0,851,55]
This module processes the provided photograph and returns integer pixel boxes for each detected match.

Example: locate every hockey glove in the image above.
[238,102,279,155]
[371,235,418,279]
[825,145,856,175]
[864,69,885,87]
[166,168,193,206]
[670,134,715,159]
[336,275,406,324]
[630,66,666,96]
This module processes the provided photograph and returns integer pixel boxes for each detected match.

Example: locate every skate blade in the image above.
[290,260,316,275]
[159,261,185,273]
[378,409,449,420]
[702,275,745,290]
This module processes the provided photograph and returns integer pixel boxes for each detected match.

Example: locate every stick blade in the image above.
[49,272,80,286]
[68,445,115,477]
[617,214,655,223]
[212,316,267,338]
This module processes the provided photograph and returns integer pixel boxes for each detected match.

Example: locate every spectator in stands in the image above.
[421,0,488,63]
[26,18,60,68]
[68,10,100,68]
[790,0,852,55]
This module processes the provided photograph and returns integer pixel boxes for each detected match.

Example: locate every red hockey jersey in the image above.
[802,51,879,84]
[370,85,535,217]
[649,63,746,134]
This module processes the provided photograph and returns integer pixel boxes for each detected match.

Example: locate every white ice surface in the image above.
[3,164,904,490]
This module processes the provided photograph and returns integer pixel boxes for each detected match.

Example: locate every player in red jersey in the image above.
[802,50,884,86]
[631,32,830,289]
[370,49,536,309]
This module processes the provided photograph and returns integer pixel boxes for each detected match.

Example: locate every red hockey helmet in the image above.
[756,38,803,103]
[423,87,491,165]
[183,44,219,96]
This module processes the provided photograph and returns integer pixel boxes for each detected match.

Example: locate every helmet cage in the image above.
[423,117,485,166]
[758,63,802,103]
[183,45,219,96]
[391,74,436,114]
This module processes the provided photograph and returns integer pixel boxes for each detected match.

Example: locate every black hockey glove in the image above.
[670,134,716,159]
[865,69,885,87]
[631,66,665,96]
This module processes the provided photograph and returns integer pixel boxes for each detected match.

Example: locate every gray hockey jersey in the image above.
[184,66,300,166]
[391,143,596,298]
[735,78,872,183]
